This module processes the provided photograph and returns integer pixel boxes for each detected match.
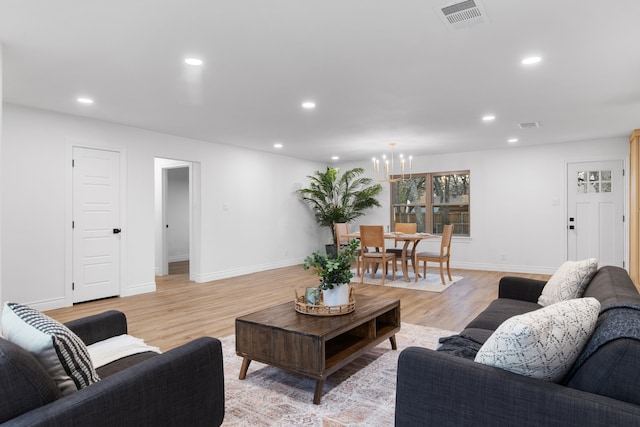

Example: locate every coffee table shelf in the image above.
[236,295,400,404]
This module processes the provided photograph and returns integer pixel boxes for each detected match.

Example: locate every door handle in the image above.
[113,228,122,234]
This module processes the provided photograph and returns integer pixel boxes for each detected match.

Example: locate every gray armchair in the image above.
[1,310,225,426]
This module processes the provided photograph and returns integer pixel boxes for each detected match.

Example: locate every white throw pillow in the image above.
[474,297,600,382]
[1,302,100,395]
[538,258,598,306]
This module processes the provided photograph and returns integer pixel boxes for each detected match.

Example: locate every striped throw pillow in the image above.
[1,302,100,395]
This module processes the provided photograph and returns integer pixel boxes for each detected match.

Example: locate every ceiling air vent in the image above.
[436,0,488,30]
[518,121,542,129]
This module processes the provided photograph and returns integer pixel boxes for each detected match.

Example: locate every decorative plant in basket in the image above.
[302,239,360,306]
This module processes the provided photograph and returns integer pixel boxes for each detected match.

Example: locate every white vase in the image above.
[322,283,350,306]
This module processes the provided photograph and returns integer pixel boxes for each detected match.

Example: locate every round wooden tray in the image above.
[294,292,355,316]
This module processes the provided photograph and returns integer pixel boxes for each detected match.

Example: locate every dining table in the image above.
[345,231,437,282]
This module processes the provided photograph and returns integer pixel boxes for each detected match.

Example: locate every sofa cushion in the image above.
[475,297,600,382]
[459,327,495,345]
[538,258,598,306]
[1,302,100,395]
[465,298,541,331]
[0,338,61,423]
[96,351,160,378]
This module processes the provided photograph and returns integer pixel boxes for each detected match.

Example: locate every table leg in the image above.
[239,357,252,380]
[389,335,398,350]
[313,379,325,404]
[401,241,411,281]
[410,239,420,278]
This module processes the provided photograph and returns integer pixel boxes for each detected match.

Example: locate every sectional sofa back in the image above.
[563,266,640,406]
[582,266,640,307]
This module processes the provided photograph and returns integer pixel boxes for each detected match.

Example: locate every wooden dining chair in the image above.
[334,223,350,248]
[335,222,365,275]
[387,222,418,274]
[415,224,453,285]
[359,225,396,285]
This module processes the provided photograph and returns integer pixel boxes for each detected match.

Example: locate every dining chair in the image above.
[335,222,365,275]
[415,224,453,285]
[387,222,418,275]
[359,225,396,285]
[334,223,350,248]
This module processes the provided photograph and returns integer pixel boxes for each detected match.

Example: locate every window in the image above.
[391,170,470,236]
[577,170,612,194]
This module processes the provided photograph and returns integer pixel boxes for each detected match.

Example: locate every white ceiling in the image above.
[1,0,640,163]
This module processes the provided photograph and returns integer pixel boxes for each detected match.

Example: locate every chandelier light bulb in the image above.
[371,143,412,182]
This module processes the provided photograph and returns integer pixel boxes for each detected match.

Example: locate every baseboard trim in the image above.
[451,261,556,275]
[122,281,156,297]
[28,297,69,312]
[168,255,189,263]
[193,258,306,283]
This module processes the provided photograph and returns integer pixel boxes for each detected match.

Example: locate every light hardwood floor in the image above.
[45,266,549,352]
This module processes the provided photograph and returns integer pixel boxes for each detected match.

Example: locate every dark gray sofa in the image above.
[0,310,225,426]
[395,266,640,426]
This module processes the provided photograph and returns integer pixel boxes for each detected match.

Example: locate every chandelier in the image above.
[371,142,413,182]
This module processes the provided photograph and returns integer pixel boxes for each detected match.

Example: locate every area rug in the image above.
[221,323,456,426]
[350,269,463,293]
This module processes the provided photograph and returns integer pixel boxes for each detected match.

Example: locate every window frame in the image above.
[390,169,470,236]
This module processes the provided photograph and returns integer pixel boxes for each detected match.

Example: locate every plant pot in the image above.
[325,244,337,257]
[322,283,350,306]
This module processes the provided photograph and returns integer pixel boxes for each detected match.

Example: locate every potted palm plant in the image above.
[297,166,383,254]
[302,239,360,306]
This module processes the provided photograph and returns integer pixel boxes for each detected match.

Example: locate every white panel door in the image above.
[73,147,121,303]
[567,160,624,267]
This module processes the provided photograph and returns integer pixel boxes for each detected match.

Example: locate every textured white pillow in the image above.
[538,258,598,306]
[1,302,100,395]
[474,297,600,382]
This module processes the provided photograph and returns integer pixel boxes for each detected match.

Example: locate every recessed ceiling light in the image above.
[184,57,203,66]
[302,101,316,109]
[331,156,339,161]
[508,138,519,143]
[482,115,496,121]
[77,97,94,105]
[273,143,283,148]
[521,56,541,65]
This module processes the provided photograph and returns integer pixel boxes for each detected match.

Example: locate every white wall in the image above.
[1,104,323,309]
[340,138,629,274]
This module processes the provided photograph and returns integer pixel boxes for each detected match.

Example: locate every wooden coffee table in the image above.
[235,295,400,404]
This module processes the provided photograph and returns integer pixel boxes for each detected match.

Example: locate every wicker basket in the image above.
[294,287,355,316]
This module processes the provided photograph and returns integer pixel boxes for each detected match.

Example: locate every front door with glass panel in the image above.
[567,160,624,267]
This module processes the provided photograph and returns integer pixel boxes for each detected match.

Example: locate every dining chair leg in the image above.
[446,258,452,281]
[381,262,386,285]
[439,262,446,286]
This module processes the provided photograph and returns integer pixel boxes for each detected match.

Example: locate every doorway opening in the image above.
[154,158,201,279]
